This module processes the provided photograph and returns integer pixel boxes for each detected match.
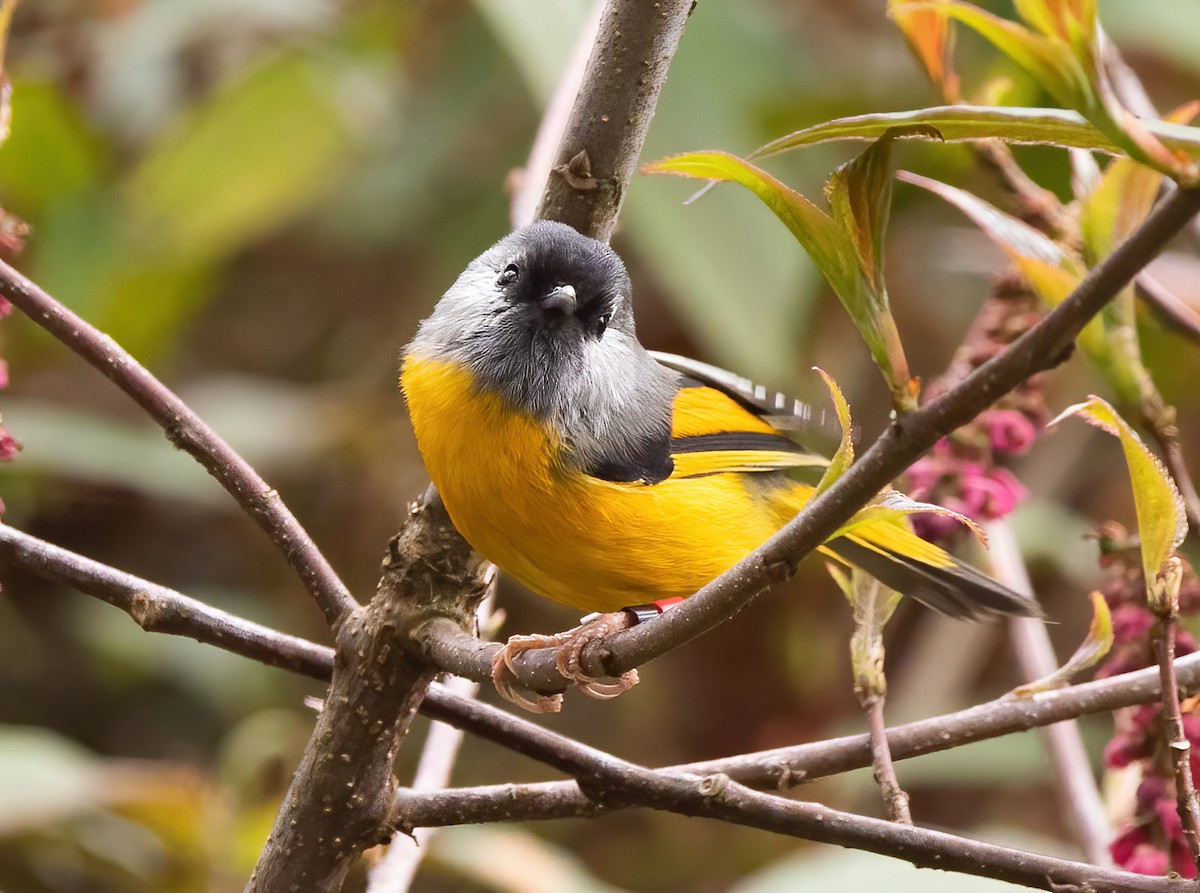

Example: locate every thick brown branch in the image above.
[248,494,490,892]
[534,0,693,240]
[0,262,357,628]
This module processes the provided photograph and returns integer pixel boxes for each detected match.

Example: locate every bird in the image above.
[401,220,1039,710]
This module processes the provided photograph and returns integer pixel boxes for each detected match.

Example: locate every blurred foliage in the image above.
[1,0,1199,891]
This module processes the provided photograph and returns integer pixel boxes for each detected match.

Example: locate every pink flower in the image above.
[0,359,7,389]
[0,296,10,317]
[1111,605,1154,645]
[959,465,1026,520]
[0,428,18,461]
[985,409,1039,455]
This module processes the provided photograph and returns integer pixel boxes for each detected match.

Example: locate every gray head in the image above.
[408,220,678,481]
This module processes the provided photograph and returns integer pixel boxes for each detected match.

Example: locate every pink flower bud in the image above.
[985,409,1038,455]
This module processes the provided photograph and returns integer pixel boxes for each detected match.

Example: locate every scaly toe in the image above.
[490,633,566,714]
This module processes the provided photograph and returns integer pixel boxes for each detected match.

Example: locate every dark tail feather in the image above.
[826,535,1043,620]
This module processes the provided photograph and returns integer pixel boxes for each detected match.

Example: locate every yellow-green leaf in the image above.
[1050,396,1187,596]
[814,367,854,495]
[898,170,1086,305]
[837,490,988,546]
[645,148,916,410]
[644,151,856,294]
[1012,591,1112,695]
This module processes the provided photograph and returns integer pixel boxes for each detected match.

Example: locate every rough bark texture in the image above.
[534,0,693,241]
[247,494,488,892]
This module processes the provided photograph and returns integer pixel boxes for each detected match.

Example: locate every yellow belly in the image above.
[400,355,804,613]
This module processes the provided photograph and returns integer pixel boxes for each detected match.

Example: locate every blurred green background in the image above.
[1,1,1199,890]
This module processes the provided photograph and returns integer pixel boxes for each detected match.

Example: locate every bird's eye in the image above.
[498,263,520,287]
[594,313,611,338]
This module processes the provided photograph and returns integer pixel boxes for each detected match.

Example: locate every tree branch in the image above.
[396,694,1198,892]
[14,518,1200,857]
[0,262,357,628]
[248,493,490,892]
[534,0,694,240]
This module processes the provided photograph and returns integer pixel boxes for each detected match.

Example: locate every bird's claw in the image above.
[489,612,639,712]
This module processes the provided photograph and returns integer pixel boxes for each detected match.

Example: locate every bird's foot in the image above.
[490,612,639,713]
[490,633,567,714]
[555,611,639,701]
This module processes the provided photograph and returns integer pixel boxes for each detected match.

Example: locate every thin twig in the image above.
[0,262,357,628]
[412,186,1200,690]
[14,520,1200,834]
[986,520,1112,865]
[394,698,1197,892]
[1155,613,1200,872]
[1136,271,1200,344]
[0,523,335,679]
[864,696,911,824]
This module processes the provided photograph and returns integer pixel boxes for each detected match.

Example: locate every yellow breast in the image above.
[400,355,802,614]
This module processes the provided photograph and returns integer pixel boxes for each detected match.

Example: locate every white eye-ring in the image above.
[498,263,519,286]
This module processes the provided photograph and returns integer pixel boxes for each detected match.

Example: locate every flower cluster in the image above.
[1099,523,1200,877]
[905,274,1047,546]
[0,295,16,475]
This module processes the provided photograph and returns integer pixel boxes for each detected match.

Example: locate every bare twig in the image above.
[395,695,1197,892]
[15,519,1200,844]
[0,262,357,628]
[0,523,335,679]
[986,520,1111,864]
[248,493,490,892]
[534,0,693,240]
[864,696,911,824]
[413,186,1200,691]
[1137,271,1200,344]
[1155,613,1200,872]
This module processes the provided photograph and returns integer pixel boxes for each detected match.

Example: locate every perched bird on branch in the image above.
[402,220,1039,711]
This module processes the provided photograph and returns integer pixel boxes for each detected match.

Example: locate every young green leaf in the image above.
[898,170,1086,305]
[1012,591,1113,695]
[752,106,1131,160]
[814,367,854,495]
[835,490,988,547]
[645,145,918,411]
[1050,396,1188,607]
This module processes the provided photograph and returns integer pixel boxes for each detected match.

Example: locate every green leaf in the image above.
[1050,396,1187,603]
[1012,591,1113,695]
[898,170,1086,305]
[643,151,856,295]
[750,105,1200,162]
[836,490,988,546]
[814,367,854,495]
[645,144,917,411]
